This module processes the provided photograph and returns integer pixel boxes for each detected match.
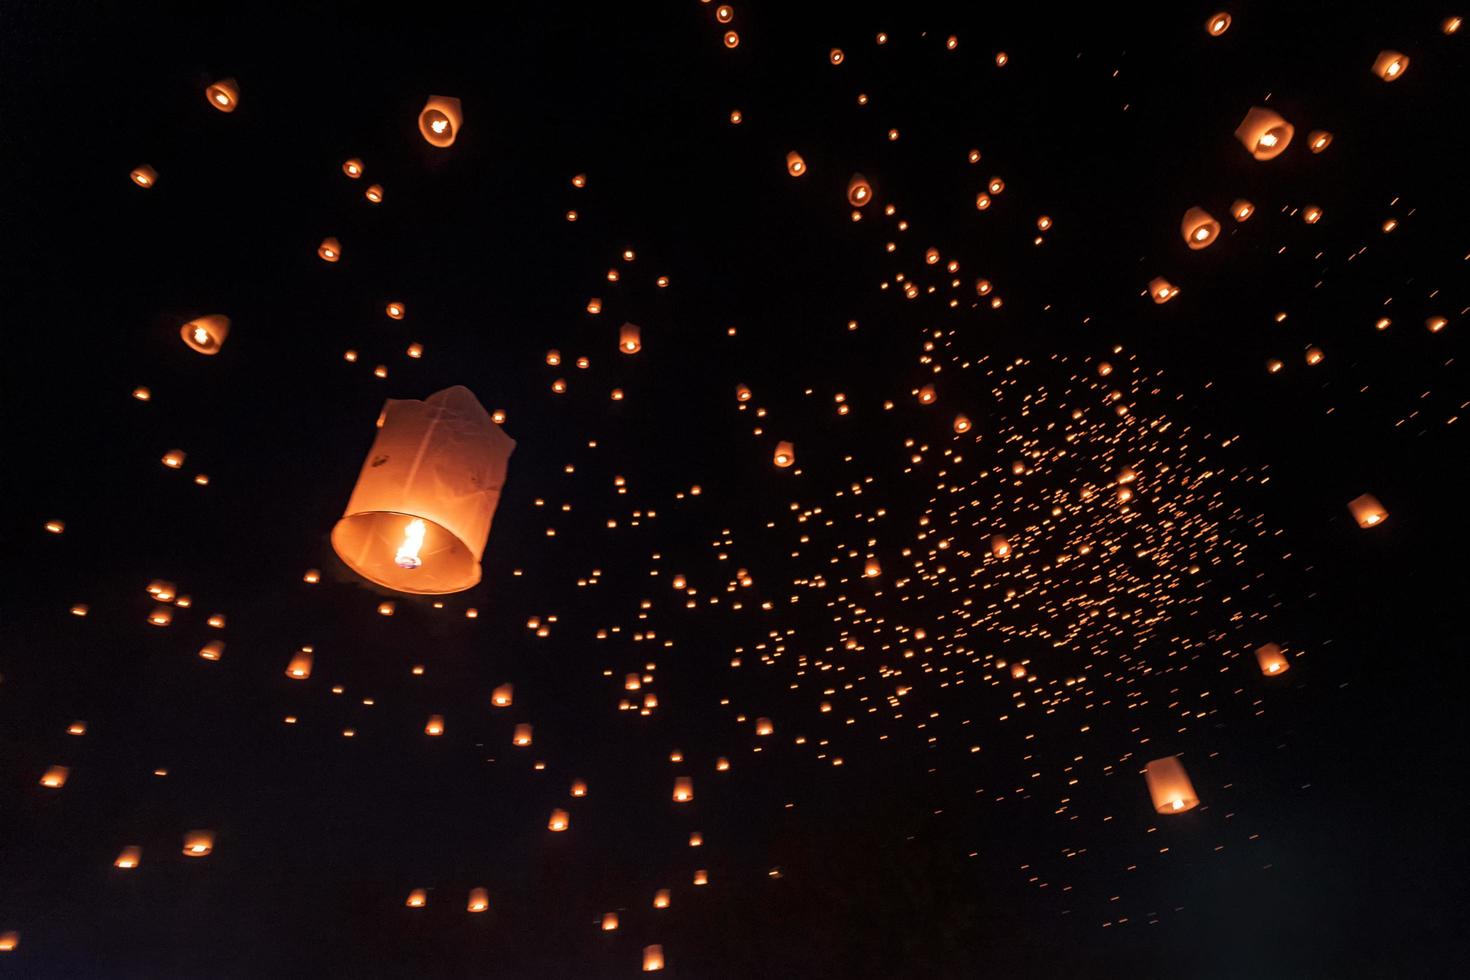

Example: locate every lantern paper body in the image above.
[1234,107,1294,160]
[205,78,239,112]
[619,322,642,354]
[181,315,230,355]
[492,684,514,707]
[1144,756,1199,814]
[1256,642,1290,676]
[115,846,142,869]
[1372,50,1408,81]
[419,96,463,147]
[331,386,516,594]
[131,165,158,188]
[1181,208,1220,250]
[548,808,570,831]
[643,945,665,971]
[183,830,214,857]
[467,888,489,912]
[991,534,1011,558]
[786,151,806,176]
[773,441,795,468]
[673,777,693,802]
[1348,493,1388,528]
[846,173,872,207]
[1148,277,1179,303]
[601,912,619,931]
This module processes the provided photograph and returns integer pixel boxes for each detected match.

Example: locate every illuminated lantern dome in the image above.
[183,830,214,857]
[205,78,239,112]
[1308,130,1333,153]
[1180,207,1220,250]
[846,173,872,207]
[492,684,514,707]
[419,96,463,147]
[619,322,642,354]
[990,534,1011,558]
[1372,50,1409,81]
[318,237,342,262]
[548,808,570,831]
[673,777,693,802]
[1348,493,1388,528]
[1144,756,1199,814]
[601,912,619,931]
[181,315,230,355]
[331,386,516,594]
[1256,642,1290,675]
[342,158,364,178]
[130,165,158,188]
[1148,277,1179,304]
[1234,106,1294,160]
[953,413,972,433]
[773,441,795,468]
[467,888,489,912]
[643,945,665,972]
[1205,11,1231,35]
[1231,199,1255,222]
[786,151,806,176]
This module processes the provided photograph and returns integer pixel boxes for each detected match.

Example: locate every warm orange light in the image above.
[205,78,239,112]
[181,315,230,355]
[1148,277,1179,303]
[846,173,872,207]
[183,830,214,857]
[513,723,533,746]
[365,183,384,204]
[786,151,806,176]
[548,808,570,832]
[317,237,341,262]
[1255,642,1290,676]
[406,889,427,908]
[1181,207,1220,249]
[1307,130,1333,153]
[601,912,619,931]
[418,96,463,147]
[1234,107,1294,160]
[773,441,795,468]
[619,322,642,353]
[424,714,445,737]
[991,535,1011,558]
[493,684,514,707]
[653,888,671,909]
[130,165,158,188]
[342,158,364,178]
[643,945,665,971]
[953,414,972,433]
[286,647,313,680]
[1232,199,1255,221]
[1206,12,1231,35]
[114,846,142,869]
[1372,50,1408,81]
[40,766,69,788]
[830,47,844,65]
[1348,493,1388,528]
[467,888,489,912]
[1144,756,1199,814]
[673,777,694,802]
[1305,345,1325,366]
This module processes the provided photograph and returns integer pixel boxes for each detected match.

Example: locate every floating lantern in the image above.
[1205,11,1231,35]
[619,322,642,354]
[786,151,806,176]
[864,559,881,578]
[68,721,86,736]
[424,714,445,736]
[114,846,142,869]
[331,387,516,595]
[1181,207,1220,249]
[0,933,16,952]
[723,30,739,48]
[1305,345,1324,365]
[689,832,703,847]
[40,766,69,788]
[318,237,341,262]
[847,173,872,207]
[1302,206,1322,224]
[548,808,570,832]
[653,889,671,908]
[183,830,214,857]
[1266,358,1284,373]
[365,184,384,204]
[716,757,730,771]
[1445,16,1463,34]
[1231,199,1255,222]
[1427,317,1448,333]
[199,641,224,661]
[285,648,313,680]
[418,96,463,147]
[673,777,694,802]
[342,158,364,179]
[601,912,619,931]
[736,384,752,402]
[990,534,1011,558]
[467,888,489,912]
[205,78,239,112]
[181,315,230,355]
[513,723,533,746]
[1256,642,1290,675]
[377,601,395,616]
[1148,278,1179,304]
[643,945,665,972]
[1308,130,1333,153]
[571,779,587,797]
[693,869,708,885]
[406,889,427,908]
[1234,107,1294,160]
[1348,493,1388,528]
[917,385,936,404]
[386,302,405,320]
[492,684,514,707]
[830,47,844,65]
[755,717,774,736]
[130,165,158,188]
[953,414,972,433]
[1372,50,1408,81]
[147,606,173,627]
[773,441,795,468]
[1144,756,1199,814]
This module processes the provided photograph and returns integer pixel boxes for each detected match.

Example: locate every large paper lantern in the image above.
[183,830,215,857]
[331,386,516,594]
[1144,756,1199,814]
[1372,50,1409,81]
[1256,642,1290,675]
[418,96,463,147]
[673,777,693,802]
[1234,107,1294,160]
[619,322,642,354]
[1180,207,1220,249]
[181,315,230,355]
[1348,493,1388,528]
[643,945,665,971]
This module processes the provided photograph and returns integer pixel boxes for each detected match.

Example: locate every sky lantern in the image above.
[990,535,1011,558]
[513,723,533,746]
[1231,199,1255,222]
[364,184,384,204]
[40,766,69,788]
[317,237,341,262]
[492,684,514,706]
[1181,207,1220,249]
[285,647,313,679]
[114,846,142,869]
[653,889,671,909]
[693,869,708,885]
[1445,16,1463,33]
[467,888,489,913]
[1302,206,1322,224]
[130,165,158,188]
[342,158,364,178]
[424,714,445,736]
[418,96,463,146]
[181,315,230,355]
[386,302,405,320]
[1256,642,1290,675]
[673,777,694,802]
[1372,50,1409,81]
[619,322,642,354]
[1148,278,1179,304]
[199,641,224,661]
[1205,11,1231,35]
[643,945,665,971]
[1348,493,1388,528]
[864,558,882,578]
[331,386,515,595]
[917,385,937,404]
[847,173,872,207]
[148,606,173,627]
[736,384,752,402]
[406,889,427,908]
[0,933,16,953]
[1426,317,1448,333]
[755,717,774,736]
[1308,130,1333,153]
[601,912,619,931]
[830,47,844,65]
[571,779,588,797]
[786,151,806,176]
[548,808,570,831]
[1145,756,1200,814]
[1305,345,1324,365]
[183,830,214,857]
[205,78,239,112]
[1234,107,1294,160]
[953,413,972,433]
[773,441,795,468]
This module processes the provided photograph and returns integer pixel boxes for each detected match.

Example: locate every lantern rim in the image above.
[331,510,481,594]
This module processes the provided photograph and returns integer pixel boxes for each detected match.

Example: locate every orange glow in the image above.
[1206,12,1231,35]
[1372,50,1408,81]
[418,96,463,147]
[786,151,806,176]
[1255,642,1290,675]
[1348,493,1388,528]
[1234,107,1294,160]
[317,237,341,262]
[130,165,158,188]
[205,78,239,112]
[1144,756,1199,814]
[183,830,214,857]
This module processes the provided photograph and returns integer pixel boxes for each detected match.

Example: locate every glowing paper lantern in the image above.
[1348,493,1388,528]
[406,889,427,908]
[643,945,665,971]
[653,889,671,908]
[418,96,463,147]
[847,173,872,207]
[1307,130,1333,153]
[40,766,69,788]
[1234,107,1294,160]
[0,932,16,952]
[1372,50,1409,81]
[513,723,533,746]
[619,322,642,354]
[571,779,588,797]
[115,846,142,869]
[1180,207,1220,250]
[365,184,384,204]
[755,717,774,736]
[786,151,806,176]
[424,714,445,736]
[342,158,364,178]
[990,535,1011,558]
[183,830,214,857]
[331,386,516,595]
[1256,642,1290,675]
[492,684,514,707]
[181,315,230,355]
[205,78,239,112]
[1144,756,1199,814]
[467,888,489,912]
[285,648,313,680]
[953,414,972,433]
[1205,11,1231,35]
[1148,278,1179,304]
[601,912,619,931]
[318,238,341,262]
[130,165,158,188]
[673,777,693,802]
[548,809,570,831]
[1231,199,1255,222]
[773,441,795,468]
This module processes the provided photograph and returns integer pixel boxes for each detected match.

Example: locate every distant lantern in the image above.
[619,322,642,354]
[736,384,752,402]
[331,386,516,595]
[114,846,142,869]
[1308,130,1333,153]
[418,95,463,147]
[1348,493,1388,528]
[786,151,806,176]
[1181,207,1220,249]
[181,315,230,355]
[1427,316,1448,333]
[318,237,342,262]
[406,889,428,908]
[723,30,739,48]
[1305,345,1324,365]
[199,641,224,661]
[673,777,694,802]
[755,717,774,736]
[1148,277,1179,304]
[1302,206,1322,224]
[492,684,514,707]
[1144,756,1200,814]
[40,765,69,788]
[1372,50,1409,81]
[183,830,215,857]
[773,441,795,468]
[917,385,937,404]
[343,158,364,178]
[0,933,16,952]
[1234,107,1294,160]
[424,714,445,736]
[548,808,570,832]
[1231,199,1255,222]
[162,449,186,468]
[1445,16,1463,34]
[571,778,588,797]
[601,912,619,931]
[467,888,489,913]
[1256,642,1290,675]
[830,47,844,65]
[1266,358,1284,374]
[513,723,533,746]
[643,945,665,972]
[653,888,671,909]
[693,869,708,885]
[386,302,406,320]
[1010,663,1028,680]
[1205,11,1231,35]
[147,605,173,627]
[990,534,1011,558]
[863,558,881,578]
[130,165,158,188]
[365,184,384,204]
[1097,361,1113,376]
[847,173,872,207]
[285,648,313,679]
[205,78,239,112]
[953,414,972,433]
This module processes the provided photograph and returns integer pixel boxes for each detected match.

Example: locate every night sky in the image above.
[3,2,1469,977]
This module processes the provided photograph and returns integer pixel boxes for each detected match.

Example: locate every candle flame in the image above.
[395,518,426,569]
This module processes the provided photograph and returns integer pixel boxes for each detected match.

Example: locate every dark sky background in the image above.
[3,1,1468,977]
